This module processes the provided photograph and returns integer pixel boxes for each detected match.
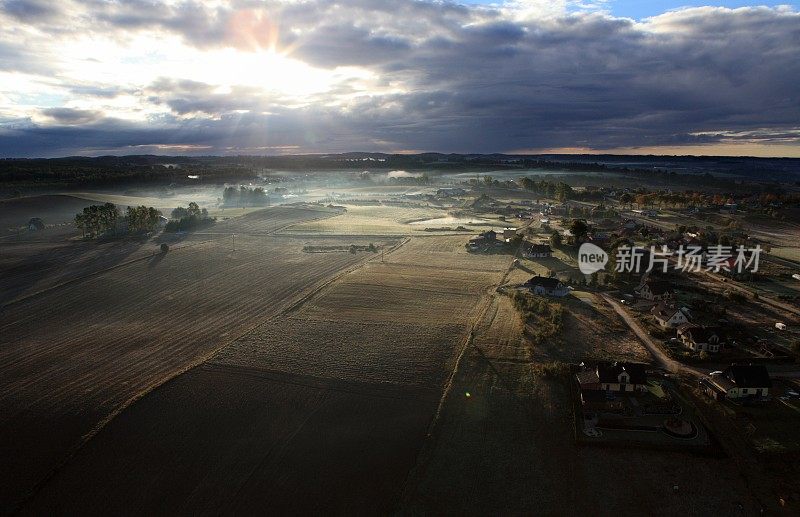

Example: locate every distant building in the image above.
[635,279,675,301]
[677,325,724,353]
[436,187,467,198]
[651,302,691,328]
[702,364,771,400]
[525,276,569,297]
[523,243,553,259]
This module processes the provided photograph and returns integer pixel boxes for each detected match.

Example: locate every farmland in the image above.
[281,204,500,236]
[0,205,378,511]
[3,171,799,515]
[7,200,513,513]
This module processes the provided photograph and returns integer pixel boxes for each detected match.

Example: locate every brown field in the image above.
[0,206,375,510]
[10,208,511,513]
[24,363,439,516]
[0,195,94,235]
[386,234,509,271]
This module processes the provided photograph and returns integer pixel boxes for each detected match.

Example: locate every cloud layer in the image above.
[0,0,798,157]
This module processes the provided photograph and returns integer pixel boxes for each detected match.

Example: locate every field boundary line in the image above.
[399,239,522,507]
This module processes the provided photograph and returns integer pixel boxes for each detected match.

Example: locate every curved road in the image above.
[600,293,708,378]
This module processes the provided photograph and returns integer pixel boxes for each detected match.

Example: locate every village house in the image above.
[650,302,691,328]
[522,243,553,258]
[502,227,518,242]
[635,279,675,301]
[701,364,772,401]
[524,276,569,297]
[576,361,649,393]
[467,229,498,250]
[677,325,724,353]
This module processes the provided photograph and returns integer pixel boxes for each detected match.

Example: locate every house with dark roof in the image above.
[704,364,772,400]
[467,230,498,251]
[525,276,569,297]
[677,325,724,353]
[650,302,691,328]
[522,243,553,258]
[635,279,674,301]
[575,361,649,393]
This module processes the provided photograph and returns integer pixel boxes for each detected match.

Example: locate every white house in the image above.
[651,303,691,328]
[704,364,771,400]
[576,362,648,393]
[522,243,553,258]
[677,325,724,353]
[635,279,675,301]
[525,276,569,297]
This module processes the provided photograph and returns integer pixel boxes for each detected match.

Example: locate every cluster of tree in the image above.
[518,177,574,201]
[222,186,269,207]
[165,202,216,232]
[508,290,564,342]
[126,205,163,233]
[75,203,120,237]
[171,202,208,219]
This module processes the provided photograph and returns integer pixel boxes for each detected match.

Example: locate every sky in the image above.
[0,0,798,158]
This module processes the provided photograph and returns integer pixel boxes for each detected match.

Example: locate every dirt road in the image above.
[599,293,708,378]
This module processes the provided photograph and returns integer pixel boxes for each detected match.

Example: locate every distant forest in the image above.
[1,153,799,192]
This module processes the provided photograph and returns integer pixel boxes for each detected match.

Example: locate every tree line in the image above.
[165,202,215,232]
[518,177,575,201]
[75,203,163,238]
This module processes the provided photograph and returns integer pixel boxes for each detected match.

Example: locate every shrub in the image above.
[160,243,169,253]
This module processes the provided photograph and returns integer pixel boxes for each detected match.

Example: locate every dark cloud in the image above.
[1,0,63,22]
[40,108,105,125]
[0,2,799,156]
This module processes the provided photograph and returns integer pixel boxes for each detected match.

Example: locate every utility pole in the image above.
[232,233,236,251]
